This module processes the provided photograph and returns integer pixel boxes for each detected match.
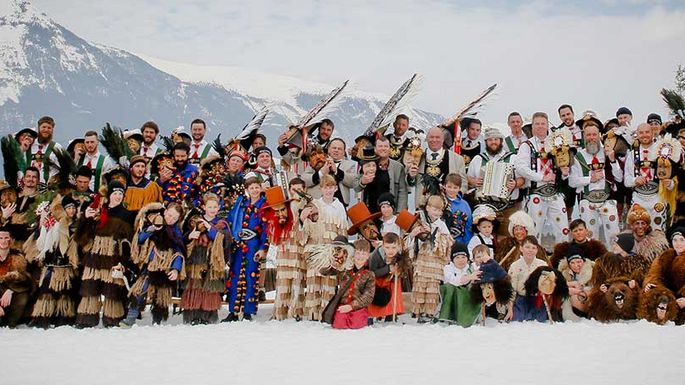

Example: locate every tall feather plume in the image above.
[1,135,23,187]
[100,123,132,163]
[439,83,497,128]
[365,74,423,137]
[45,148,76,190]
[296,80,350,129]
[234,106,269,150]
[661,88,685,119]
[160,136,175,153]
[212,134,226,159]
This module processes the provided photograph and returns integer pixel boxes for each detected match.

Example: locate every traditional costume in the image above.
[71,181,135,327]
[0,242,33,328]
[513,266,569,323]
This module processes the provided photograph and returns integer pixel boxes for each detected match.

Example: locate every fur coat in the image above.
[638,249,685,324]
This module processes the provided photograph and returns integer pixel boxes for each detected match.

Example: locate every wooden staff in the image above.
[392,273,399,323]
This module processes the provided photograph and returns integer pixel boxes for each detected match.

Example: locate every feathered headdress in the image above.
[438,84,497,153]
[282,81,349,154]
[225,106,269,155]
[661,88,685,137]
[1,135,24,187]
[100,123,133,165]
[351,74,422,160]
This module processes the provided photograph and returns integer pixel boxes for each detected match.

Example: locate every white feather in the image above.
[366,74,423,136]
[296,80,351,128]
[235,106,270,141]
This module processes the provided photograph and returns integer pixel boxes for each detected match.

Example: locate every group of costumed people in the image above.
[2,77,685,329]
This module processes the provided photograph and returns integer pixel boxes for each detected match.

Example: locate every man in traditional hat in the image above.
[139,121,163,159]
[28,116,63,186]
[124,155,163,212]
[407,126,468,208]
[514,112,570,246]
[569,119,623,247]
[467,126,524,236]
[626,204,669,263]
[75,130,117,192]
[504,112,528,154]
[188,118,219,166]
[623,123,667,231]
[156,142,199,203]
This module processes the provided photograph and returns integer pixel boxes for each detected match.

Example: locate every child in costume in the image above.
[438,242,481,326]
[467,204,497,257]
[368,232,407,321]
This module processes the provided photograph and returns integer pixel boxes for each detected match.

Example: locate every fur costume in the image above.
[0,248,33,327]
[586,251,650,322]
[71,201,134,328]
[587,277,639,322]
[24,196,79,328]
[638,249,685,325]
[550,239,606,269]
[513,266,569,323]
[469,260,514,324]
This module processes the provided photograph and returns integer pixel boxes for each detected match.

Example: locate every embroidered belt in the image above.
[581,189,610,204]
[531,185,558,197]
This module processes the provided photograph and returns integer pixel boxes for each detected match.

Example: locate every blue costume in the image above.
[446,193,473,245]
[227,195,269,316]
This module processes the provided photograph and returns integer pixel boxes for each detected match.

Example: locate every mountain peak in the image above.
[0,0,52,26]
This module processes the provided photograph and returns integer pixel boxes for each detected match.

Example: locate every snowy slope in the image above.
[2,303,683,385]
[0,0,443,147]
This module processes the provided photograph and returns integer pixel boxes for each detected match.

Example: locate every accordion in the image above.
[480,162,515,202]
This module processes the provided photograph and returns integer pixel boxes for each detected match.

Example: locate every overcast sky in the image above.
[32,0,685,125]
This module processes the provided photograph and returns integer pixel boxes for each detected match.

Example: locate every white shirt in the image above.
[623,142,656,188]
[189,139,219,160]
[467,233,494,256]
[30,140,62,184]
[139,143,160,158]
[380,215,400,236]
[315,197,347,225]
[569,146,624,194]
[443,262,474,286]
[79,151,116,191]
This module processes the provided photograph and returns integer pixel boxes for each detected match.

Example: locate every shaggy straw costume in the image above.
[408,220,453,318]
[301,200,346,321]
[127,203,186,324]
[24,197,79,328]
[182,213,229,324]
[71,187,134,328]
[638,248,685,325]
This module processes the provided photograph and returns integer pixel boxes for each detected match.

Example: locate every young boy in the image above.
[438,242,481,326]
[368,232,405,321]
[467,204,497,257]
[443,173,472,245]
[377,192,400,236]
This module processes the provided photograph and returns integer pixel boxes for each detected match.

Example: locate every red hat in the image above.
[346,202,381,236]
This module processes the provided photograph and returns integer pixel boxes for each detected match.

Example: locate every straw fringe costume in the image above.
[273,201,306,321]
[408,219,453,317]
[24,200,78,328]
[301,199,347,321]
[182,215,229,324]
[71,204,134,328]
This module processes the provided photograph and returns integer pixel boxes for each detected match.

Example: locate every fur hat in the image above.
[616,233,635,254]
[483,127,504,140]
[129,155,148,168]
[627,204,651,225]
[507,210,536,237]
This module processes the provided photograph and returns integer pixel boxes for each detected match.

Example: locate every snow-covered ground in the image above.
[2,302,684,385]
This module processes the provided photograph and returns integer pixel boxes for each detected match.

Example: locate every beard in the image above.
[174,160,188,170]
[151,225,182,252]
[38,133,53,144]
[486,143,503,156]
[586,140,601,155]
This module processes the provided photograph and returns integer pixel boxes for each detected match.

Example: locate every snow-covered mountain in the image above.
[0,0,442,147]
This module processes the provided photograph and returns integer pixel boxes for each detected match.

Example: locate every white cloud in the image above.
[30,0,685,125]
